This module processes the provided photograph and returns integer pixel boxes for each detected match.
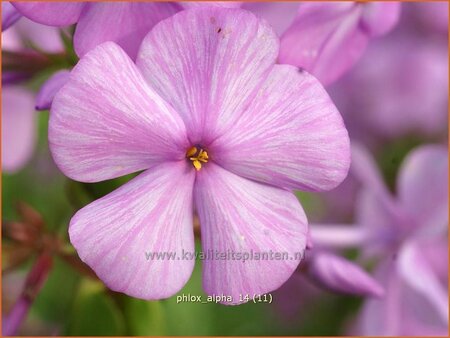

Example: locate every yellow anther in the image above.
[186,146,197,158]
[186,146,209,170]
[192,160,202,171]
[197,149,209,163]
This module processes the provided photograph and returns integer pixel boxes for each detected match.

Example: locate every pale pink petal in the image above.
[12,2,84,26]
[279,2,368,85]
[360,2,401,37]
[2,17,64,53]
[1,22,22,50]
[212,65,350,192]
[398,239,449,325]
[181,2,242,9]
[309,224,368,248]
[2,2,22,30]
[357,257,404,335]
[358,246,448,335]
[421,235,449,283]
[308,251,384,297]
[243,1,299,36]
[328,38,448,140]
[74,2,179,59]
[35,70,70,110]
[351,143,392,201]
[1,86,36,173]
[69,161,195,300]
[397,145,448,232]
[136,8,278,144]
[352,146,411,250]
[194,164,308,304]
[49,42,189,183]
[355,189,407,256]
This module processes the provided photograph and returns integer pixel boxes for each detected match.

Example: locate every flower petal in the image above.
[212,65,350,192]
[279,2,368,85]
[74,2,180,59]
[355,188,407,256]
[328,38,448,140]
[351,143,397,212]
[35,70,70,111]
[194,164,308,304]
[309,224,368,249]
[2,2,22,30]
[69,161,195,300]
[243,1,299,36]
[397,145,448,232]
[12,2,84,26]
[351,143,386,194]
[398,239,449,324]
[181,2,242,9]
[136,8,278,144]
[358,248,448,335]
[308,251,384,297]
[360,2,401,37]
[3,16,64,53]
[414,2,449,34]
[357,257,403,335]
[1,86,36,173]
[49,42,189,183]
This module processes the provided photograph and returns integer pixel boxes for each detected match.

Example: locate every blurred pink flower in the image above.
[314,144,448,335]
[328,145,448,336]
[358,236,448,336]
[356,144,448,247]
[1,87,36,173]
[49,8,350,303]
[1,12,63,53]
[2,11,65,85]
[328,37,448,143]
[2,17,66,173]
[279,1,401,85]
[272,244,383,324]
[311,2,448,225]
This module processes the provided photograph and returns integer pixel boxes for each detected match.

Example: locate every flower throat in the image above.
[186,146,209,171]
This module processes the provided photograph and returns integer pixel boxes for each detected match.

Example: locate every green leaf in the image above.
[123,298,165,336]
[31,256,80,324]
[67,280,125,336]
[295,190,326,220]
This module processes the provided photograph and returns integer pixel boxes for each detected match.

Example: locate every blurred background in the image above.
[2,1,448,336]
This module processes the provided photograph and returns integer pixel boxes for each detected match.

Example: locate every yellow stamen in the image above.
[192,160,202,171]
[197,149,209,163]
[186,146,209,170]
[186,146,198,158]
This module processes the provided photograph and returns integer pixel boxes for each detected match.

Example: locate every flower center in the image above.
[186,146,209,171]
